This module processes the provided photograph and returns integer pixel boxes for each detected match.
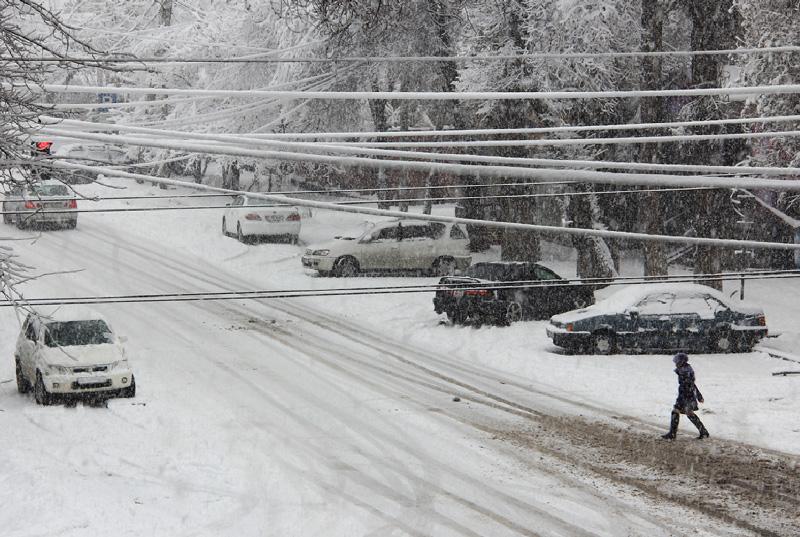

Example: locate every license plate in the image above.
[265,215,284,222]
[77,377,108,386]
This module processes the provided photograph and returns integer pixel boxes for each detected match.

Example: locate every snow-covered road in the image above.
[1,180,798,536]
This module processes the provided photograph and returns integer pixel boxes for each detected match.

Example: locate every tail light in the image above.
[757,314,766,326]
[566,323,574,332]
[287,213,301,221]
[244,213,262,221]
[24,201,38,209]
[67,199,77,209]
[464,289,493,297]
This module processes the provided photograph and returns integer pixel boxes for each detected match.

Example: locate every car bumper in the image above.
[302,255,336,272]
[43,370,134,394]
[17,211,77,226]
[546,325,591,349]
[240,221,300,237]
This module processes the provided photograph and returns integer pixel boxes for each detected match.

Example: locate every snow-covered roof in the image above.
[36,305,109,324]
[593,282,733,312]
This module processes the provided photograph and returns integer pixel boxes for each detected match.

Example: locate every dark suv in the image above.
[433,262,595,326]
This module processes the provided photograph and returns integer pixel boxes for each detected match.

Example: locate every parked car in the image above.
[302,219,471,277]
[14,308,135,405]
[546,283,768,354]
[54,143,132,183]
[2,180,77,229]
[434,262,595,325]
[222,195,301,244]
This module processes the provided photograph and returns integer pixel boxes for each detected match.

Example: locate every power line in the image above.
[5,44,800,64]
[38,127,800,192]
[5,270,800,308]
[48,160,800,252]
[42,117,800,177]
[47,114,800,140]
[44,123,800,176]
[0,187,717,216]
[26,83,800,101]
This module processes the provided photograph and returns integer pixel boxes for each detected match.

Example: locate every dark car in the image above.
[433,262,595,326]
[546,283,768,355]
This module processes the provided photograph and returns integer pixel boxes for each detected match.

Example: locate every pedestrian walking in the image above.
[661,352,709,440]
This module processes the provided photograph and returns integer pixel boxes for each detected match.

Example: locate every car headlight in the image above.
[312,249,330,256]
[44,364,70,375]
[108,359,130,371]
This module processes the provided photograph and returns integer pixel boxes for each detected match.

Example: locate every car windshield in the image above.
[29,184,69,197]
[44,320,114,347]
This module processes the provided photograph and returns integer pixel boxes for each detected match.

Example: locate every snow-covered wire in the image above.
[47,160,800,251]
[26,83,800,101]
[41,117,800,177]
[6,44,800,64]
[37,127,800,192]
[5,270,800,308]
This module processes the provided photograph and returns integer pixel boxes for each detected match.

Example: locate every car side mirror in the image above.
[628,307,639,320]
[225,203,231,207]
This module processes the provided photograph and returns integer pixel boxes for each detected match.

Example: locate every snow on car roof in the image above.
[595,282,732,312]
[35,305,109,324]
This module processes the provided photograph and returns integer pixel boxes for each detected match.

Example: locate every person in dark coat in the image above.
[662,352,709,440]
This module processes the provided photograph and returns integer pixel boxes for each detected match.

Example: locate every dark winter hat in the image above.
[672,352,689,365]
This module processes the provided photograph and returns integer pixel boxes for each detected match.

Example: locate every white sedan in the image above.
[14,307,135,405]
[222,195,302,244]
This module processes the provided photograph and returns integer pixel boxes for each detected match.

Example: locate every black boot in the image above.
[688,414,709,439]
[661,411,679,439]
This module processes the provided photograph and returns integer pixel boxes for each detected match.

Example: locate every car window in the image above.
[373,225,398,241]
[429,223,446,239]
[533,266,560,281]
[233,196,245,207]
[449,224,467,240]
[29,184,69,197]
[25,322,37,341]
[704,295,729,315]
[402,225,431,241]
[44,320,114,347]
[636,293,676,315]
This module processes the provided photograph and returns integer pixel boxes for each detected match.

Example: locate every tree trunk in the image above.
[639,0,669,277]
[423,169,433,215]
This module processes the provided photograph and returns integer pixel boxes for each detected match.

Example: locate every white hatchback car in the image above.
[302,219,472,277]
[14,308,135,405]
[222,195,302,244]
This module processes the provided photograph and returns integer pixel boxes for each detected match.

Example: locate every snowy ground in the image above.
[1,177,799,536]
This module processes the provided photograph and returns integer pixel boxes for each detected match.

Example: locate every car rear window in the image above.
[30,184,69,197]
[467,264,527,281]
[44,320,114,347]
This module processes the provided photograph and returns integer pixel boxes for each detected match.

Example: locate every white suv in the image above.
[14,308,135,405]
[302,219,471,277]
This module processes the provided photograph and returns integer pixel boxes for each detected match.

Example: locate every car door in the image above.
[360,223,400,270]
[18,318,40,380]
[669,292,717,351]
[398,224,434,269]
[631,292,677,351]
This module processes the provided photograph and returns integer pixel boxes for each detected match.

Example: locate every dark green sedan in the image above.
[546,283,768,355]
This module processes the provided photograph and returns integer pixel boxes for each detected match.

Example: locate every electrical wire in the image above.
[25,82,800,101]
[0,187,719,216]
[5,270,799,308]
[42,160,800,252]
[5,44,800,64]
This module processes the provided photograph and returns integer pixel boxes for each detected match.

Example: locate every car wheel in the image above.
[446,309,466,325]
[291,235,299,245]
[433,257,457,277]
[15,360,30,394]
[711,330,734,353]
[222,217,228,237]
[65,220,77,230]
[333,256,359,278]
[2,203,9,225]
[120,376,136,398]
[591,331,616,355]
[503,301,523,325]
[15,216,25,230]
[237,223,247,244]
[34,372,54,406]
